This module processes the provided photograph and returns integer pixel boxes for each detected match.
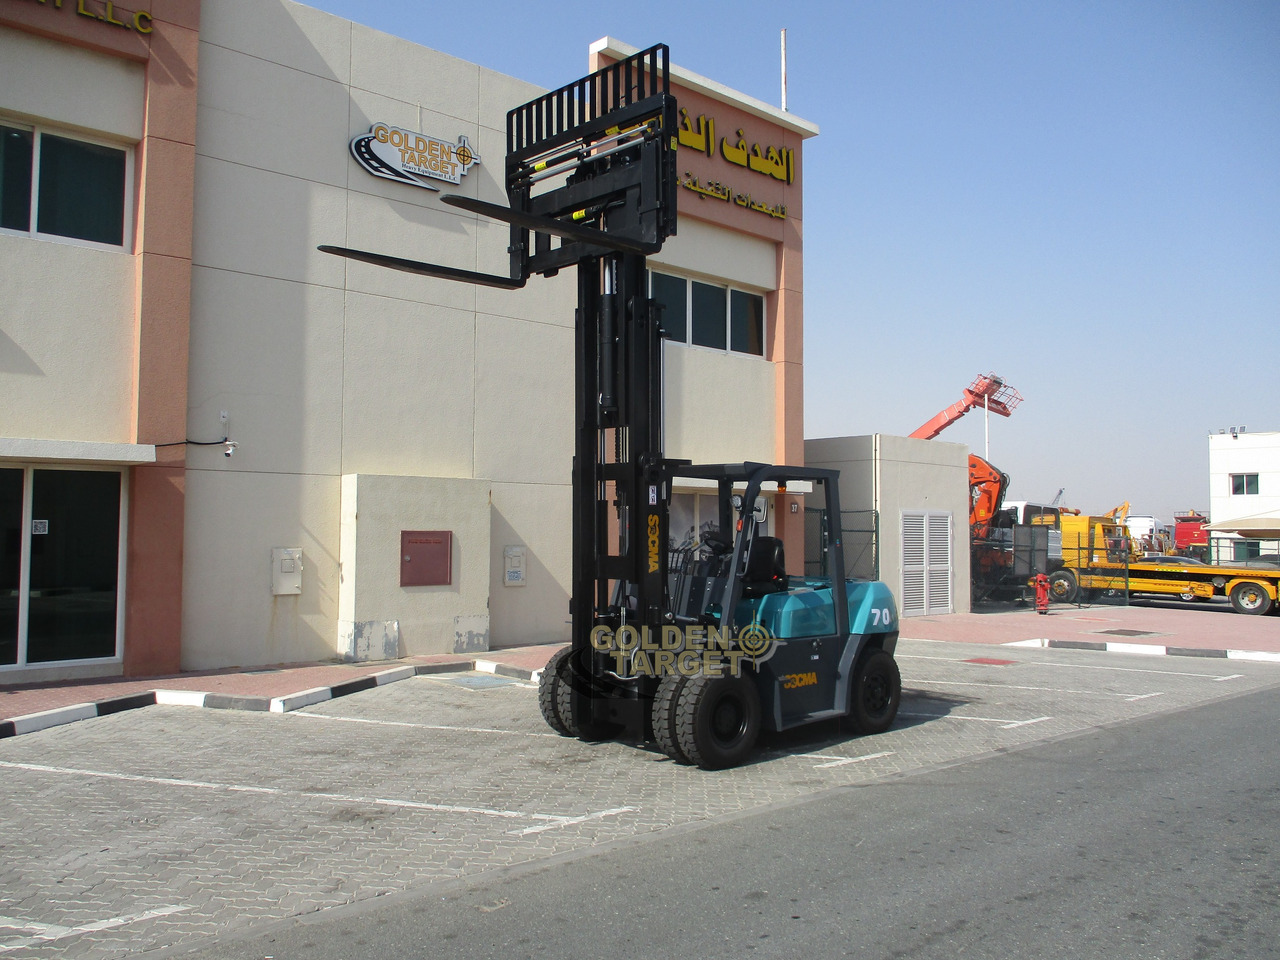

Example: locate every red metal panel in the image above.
[401,531,452,586]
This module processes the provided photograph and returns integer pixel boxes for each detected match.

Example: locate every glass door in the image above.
[0,467,123,667]
[1,469,22,665]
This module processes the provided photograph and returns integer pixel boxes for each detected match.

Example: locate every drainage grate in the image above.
[1096,629,1159,638]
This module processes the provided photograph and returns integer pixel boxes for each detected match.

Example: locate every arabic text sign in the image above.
[676,108,795,185]
[679,174,787,221]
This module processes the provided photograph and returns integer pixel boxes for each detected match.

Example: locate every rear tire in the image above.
[675,674,761,770]
[848,649,901,735]
[652,673,692,763]
[1229,581,1273,616]
[1048,569,1078,604]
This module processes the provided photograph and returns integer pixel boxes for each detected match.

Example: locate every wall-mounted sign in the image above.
[17,0,153,34]
[674,108,794,221]
[679,173,787,221]
[677,108,795,185]
[349,123,480,191]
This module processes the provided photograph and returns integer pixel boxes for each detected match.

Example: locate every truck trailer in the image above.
[1047,515,1279,615]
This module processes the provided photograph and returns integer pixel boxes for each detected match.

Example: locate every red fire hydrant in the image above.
[1034,573,1050,614]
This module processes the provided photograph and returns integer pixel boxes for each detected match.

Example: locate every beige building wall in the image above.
[0,25,145,139]
[1,4,200,681]
[338,475,491,658]
[181,2,790,667]
[806,435,971,616]
[652,218,778,467]
[3,1,813,674]
[0,26,144,444]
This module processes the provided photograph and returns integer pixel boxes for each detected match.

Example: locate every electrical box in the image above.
[271,547,303,595]
[504,545,526,587]
[401,530,452,586]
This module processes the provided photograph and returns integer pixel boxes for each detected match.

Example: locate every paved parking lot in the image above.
[2,638,1278,959]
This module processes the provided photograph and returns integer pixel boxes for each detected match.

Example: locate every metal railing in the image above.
[805,508,878,581]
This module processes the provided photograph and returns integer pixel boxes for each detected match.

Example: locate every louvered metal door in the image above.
[901,511,953,617]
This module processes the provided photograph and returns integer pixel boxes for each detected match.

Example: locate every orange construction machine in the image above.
[910,374,1046,601]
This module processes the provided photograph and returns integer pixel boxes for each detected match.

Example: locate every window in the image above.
[1230,473,1259,496]
[691,280,727,349]
[650,271,766,357]
[0,123,129,247]
[0,127,33,232]
[651,272,687,343]
[730,289,764,355]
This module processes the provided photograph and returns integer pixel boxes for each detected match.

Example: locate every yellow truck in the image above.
[1046,514,1279,615]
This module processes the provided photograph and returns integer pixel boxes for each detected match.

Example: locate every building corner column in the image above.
[123,2,201,676]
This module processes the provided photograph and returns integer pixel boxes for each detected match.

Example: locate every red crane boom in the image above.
[909,372,1023,440]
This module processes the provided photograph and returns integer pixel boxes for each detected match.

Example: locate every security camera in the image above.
[224,440,238,458]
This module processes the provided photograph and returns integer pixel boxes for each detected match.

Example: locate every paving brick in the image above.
[0,645,1277,959]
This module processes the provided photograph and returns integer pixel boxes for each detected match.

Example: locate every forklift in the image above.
[322,45,902,768]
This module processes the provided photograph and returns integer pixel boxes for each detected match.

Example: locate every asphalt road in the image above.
[182,686,1280,960]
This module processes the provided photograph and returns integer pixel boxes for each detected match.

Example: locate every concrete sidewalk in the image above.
[1,646,561,737]
[3,597,1276,738]
[904,598,1280,658]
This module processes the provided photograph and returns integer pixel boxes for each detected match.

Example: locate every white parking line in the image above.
[907,678,1163,700]
[287,711,560,737]
[898,653,1239,680]
[900,711,1052,729]
[509,807,637,836]
[0,760,631,832]
[0,906,189,953]
[808,750,895,769]
[1034,660,1240,680]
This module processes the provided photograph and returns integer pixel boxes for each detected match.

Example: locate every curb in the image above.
[475,658,544,682]
[0,658,542,741]
[1004,638,1280,662]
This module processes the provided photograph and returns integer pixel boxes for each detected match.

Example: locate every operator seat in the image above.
[742,536,788,598]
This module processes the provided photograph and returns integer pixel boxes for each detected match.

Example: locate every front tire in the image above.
[1048,569,1079,604]
[652,673,692,763]
[848,649,901,735]
[674,674,761,770]
[1230,581,1273,616]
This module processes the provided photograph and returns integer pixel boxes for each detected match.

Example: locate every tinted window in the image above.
[37,134,127,246]
[691,281,726,349]
[1230,473,1259,496]
[652,272,687,342]
[730,290,765,355]
[0,125,33,231]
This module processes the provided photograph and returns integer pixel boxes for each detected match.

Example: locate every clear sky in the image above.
[299,0,1279,521]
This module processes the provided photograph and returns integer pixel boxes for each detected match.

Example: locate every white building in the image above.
[1207,429,1280,560]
